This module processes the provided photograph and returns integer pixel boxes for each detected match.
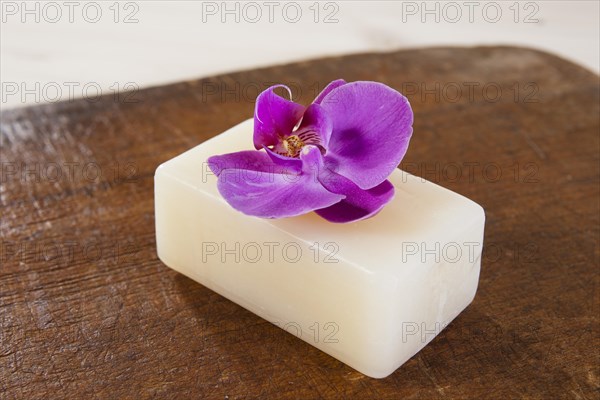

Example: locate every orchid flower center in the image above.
[275,129,321,158]
[283,135,304,157]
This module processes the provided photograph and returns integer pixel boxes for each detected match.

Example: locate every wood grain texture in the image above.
[1,46,598,399]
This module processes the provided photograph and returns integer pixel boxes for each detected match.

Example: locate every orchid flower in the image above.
[207,79,413,223]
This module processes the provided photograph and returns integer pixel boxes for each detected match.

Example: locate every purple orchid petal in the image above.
[313,79,347,105]
[295,103,333,149]
[253,85,305,150]
[320,81,413,190]
[315,172,395,223]
[263,146,302,172]
[208,150,293,176]
[210,146,344,219]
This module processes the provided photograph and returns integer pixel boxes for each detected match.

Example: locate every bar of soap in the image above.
[155,119,485,378]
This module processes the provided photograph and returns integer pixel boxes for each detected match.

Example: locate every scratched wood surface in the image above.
[1,47,599,399]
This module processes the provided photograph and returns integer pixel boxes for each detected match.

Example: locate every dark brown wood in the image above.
[1,46,598,399]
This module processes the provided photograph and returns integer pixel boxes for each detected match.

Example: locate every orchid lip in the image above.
[271,128,324,158]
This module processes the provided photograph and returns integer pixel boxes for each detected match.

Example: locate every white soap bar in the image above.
[155,119,485,378]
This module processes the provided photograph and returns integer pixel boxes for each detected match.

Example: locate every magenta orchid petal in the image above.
[253,84,305,150]
[320,81,413,190]
[210,146,344,219]
[263,146,302,172]
[208,150,290,176]
[313,79,347,105]
[315,171,395,223]
[295,103,333,149]
[299,144,326,175]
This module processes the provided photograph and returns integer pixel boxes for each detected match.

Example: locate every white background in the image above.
[1,0,598,109]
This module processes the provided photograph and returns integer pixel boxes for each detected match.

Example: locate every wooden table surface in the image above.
[1,47,598,399]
